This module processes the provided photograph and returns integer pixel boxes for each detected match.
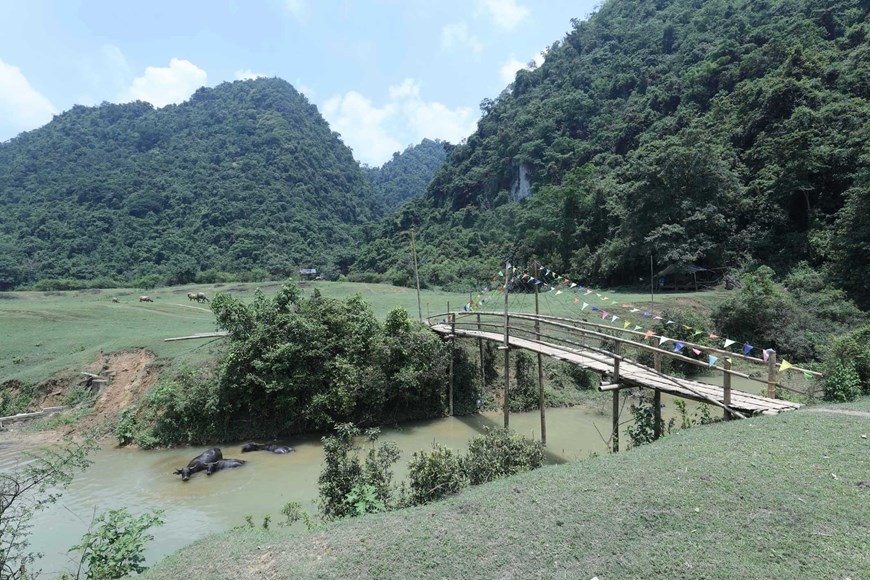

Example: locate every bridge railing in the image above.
[431,310,817,398]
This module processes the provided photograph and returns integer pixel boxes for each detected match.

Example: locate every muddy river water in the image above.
[3,386,739,576]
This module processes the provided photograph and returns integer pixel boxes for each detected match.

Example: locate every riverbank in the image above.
[145,399,869,579]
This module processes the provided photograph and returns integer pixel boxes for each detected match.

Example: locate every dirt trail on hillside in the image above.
[78,349,159,431]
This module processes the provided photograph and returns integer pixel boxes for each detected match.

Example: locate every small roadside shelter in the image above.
[655,263,718,291]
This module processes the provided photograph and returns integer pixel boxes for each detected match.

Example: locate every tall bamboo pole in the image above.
[503,263,511,429]
[410,227,423,322]
[533,262,546,446]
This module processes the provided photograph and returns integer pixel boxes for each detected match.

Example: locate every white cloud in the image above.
[234,69,268,81]
[127,58,207,107]
[321,78,477,166]
[499,53,545,84]
[285,0,306,21]
[477,0,530,30]
[440,22,483,56]
[0,58,57,140]
[322,91,401,165]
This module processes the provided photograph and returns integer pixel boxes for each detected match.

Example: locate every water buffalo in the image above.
[241,443,296,454]
[174,448,222,481]
[196,292,209,303]
[139,296,153,302]
[206,458,246,475]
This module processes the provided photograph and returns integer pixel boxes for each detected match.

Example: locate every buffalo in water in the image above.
[206,458,247,475]
[174,448,222,481]
[241,443,295,454]
[139,296,153,302]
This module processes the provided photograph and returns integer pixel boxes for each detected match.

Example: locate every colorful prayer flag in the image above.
[779,360,793,373]
[803,371,814,380]
[623,321,631,328]
[724,339,736,348]
[644,330,654,338]
[659,336,670,346]
[708,355,718,367]
[742,343,753,355]
[582,302,589,311]
[692,348,702,356]
[674,342,685,352]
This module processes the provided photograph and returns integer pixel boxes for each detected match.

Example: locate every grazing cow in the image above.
[241,442,295,454]
[111,298,119,303]
[174,448,222,481]
[206,458,246,475]
[187,292,197,301]
[139,296,153,302]
[195,292,209,303]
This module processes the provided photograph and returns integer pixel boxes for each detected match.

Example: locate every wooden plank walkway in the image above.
[431,324,800,416]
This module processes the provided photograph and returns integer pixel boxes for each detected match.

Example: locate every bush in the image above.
[464,427,544,486]
[317,424,400,520]
[822,361,862,403]
[406,445,465,506]
[509,351,540,412]
[66,508,164,579]
[825,324,870,395]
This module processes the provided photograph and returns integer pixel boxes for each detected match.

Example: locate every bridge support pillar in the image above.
[653,389,662,440]
[612,389,620,453]
[766,350,777,399]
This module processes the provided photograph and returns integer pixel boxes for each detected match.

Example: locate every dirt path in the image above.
[805,408,870,419]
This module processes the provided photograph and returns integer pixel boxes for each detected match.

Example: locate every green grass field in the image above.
[0,281,721,385]
[144,404,869,579]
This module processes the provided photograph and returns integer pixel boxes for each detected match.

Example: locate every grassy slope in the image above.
[146,408,869,579]
[0,281,717,384]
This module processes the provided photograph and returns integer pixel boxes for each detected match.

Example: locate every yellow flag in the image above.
[778,359,793,373]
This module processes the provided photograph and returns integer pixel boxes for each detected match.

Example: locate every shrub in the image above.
[406,444,465,506]
[464,427,544,486]
[822,361,862,403]
[825,324,870,395]
[317,424,399,520]
[66,508,164,579]
[509,351,540,412]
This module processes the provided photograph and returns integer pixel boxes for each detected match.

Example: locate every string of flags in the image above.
[454,260,815,379]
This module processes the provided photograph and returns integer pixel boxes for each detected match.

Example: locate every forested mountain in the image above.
[352,0,869,308]
[0,78,380,289]
[364,139,447,211]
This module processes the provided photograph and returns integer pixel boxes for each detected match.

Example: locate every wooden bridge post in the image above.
[534,265,546,446]
[611,343,621,453]
[724,357,732,420]
[653,389,662,440]
[449,311,455,416]
[766,350,777,399]
[477,313,485,393]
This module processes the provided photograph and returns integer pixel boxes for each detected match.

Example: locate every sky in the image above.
[0,0,599,166]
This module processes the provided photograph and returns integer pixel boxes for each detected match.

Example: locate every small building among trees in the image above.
[299,268,318,280]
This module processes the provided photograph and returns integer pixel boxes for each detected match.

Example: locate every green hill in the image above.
[352,0,870,308]
[364,139,447,211]
[0,78,381,289]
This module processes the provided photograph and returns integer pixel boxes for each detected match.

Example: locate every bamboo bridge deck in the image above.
[430,323,800,417]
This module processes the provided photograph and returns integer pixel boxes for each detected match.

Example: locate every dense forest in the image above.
[0,78,383,289]
[353,0,869,309]
[363,139,447,211]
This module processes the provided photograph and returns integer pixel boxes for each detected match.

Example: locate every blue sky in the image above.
[0,0,598,166]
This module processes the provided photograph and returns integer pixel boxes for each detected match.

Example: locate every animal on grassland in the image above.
[138,296,153,302]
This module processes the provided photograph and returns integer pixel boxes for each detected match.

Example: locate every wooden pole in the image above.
[477,312,485,393]
[410,227,423,322]
[449,312,455,416]
[534,265,546,446]
[650,254,655,308]
[724,357,732,420]
[503,264,511,429]
[767,350,777,399]
[653,389,662,440]
[611,342,621,453]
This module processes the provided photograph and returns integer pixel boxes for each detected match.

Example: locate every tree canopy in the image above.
[0,78,381,287]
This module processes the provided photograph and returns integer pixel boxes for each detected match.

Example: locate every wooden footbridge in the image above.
[429,309,808,451]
